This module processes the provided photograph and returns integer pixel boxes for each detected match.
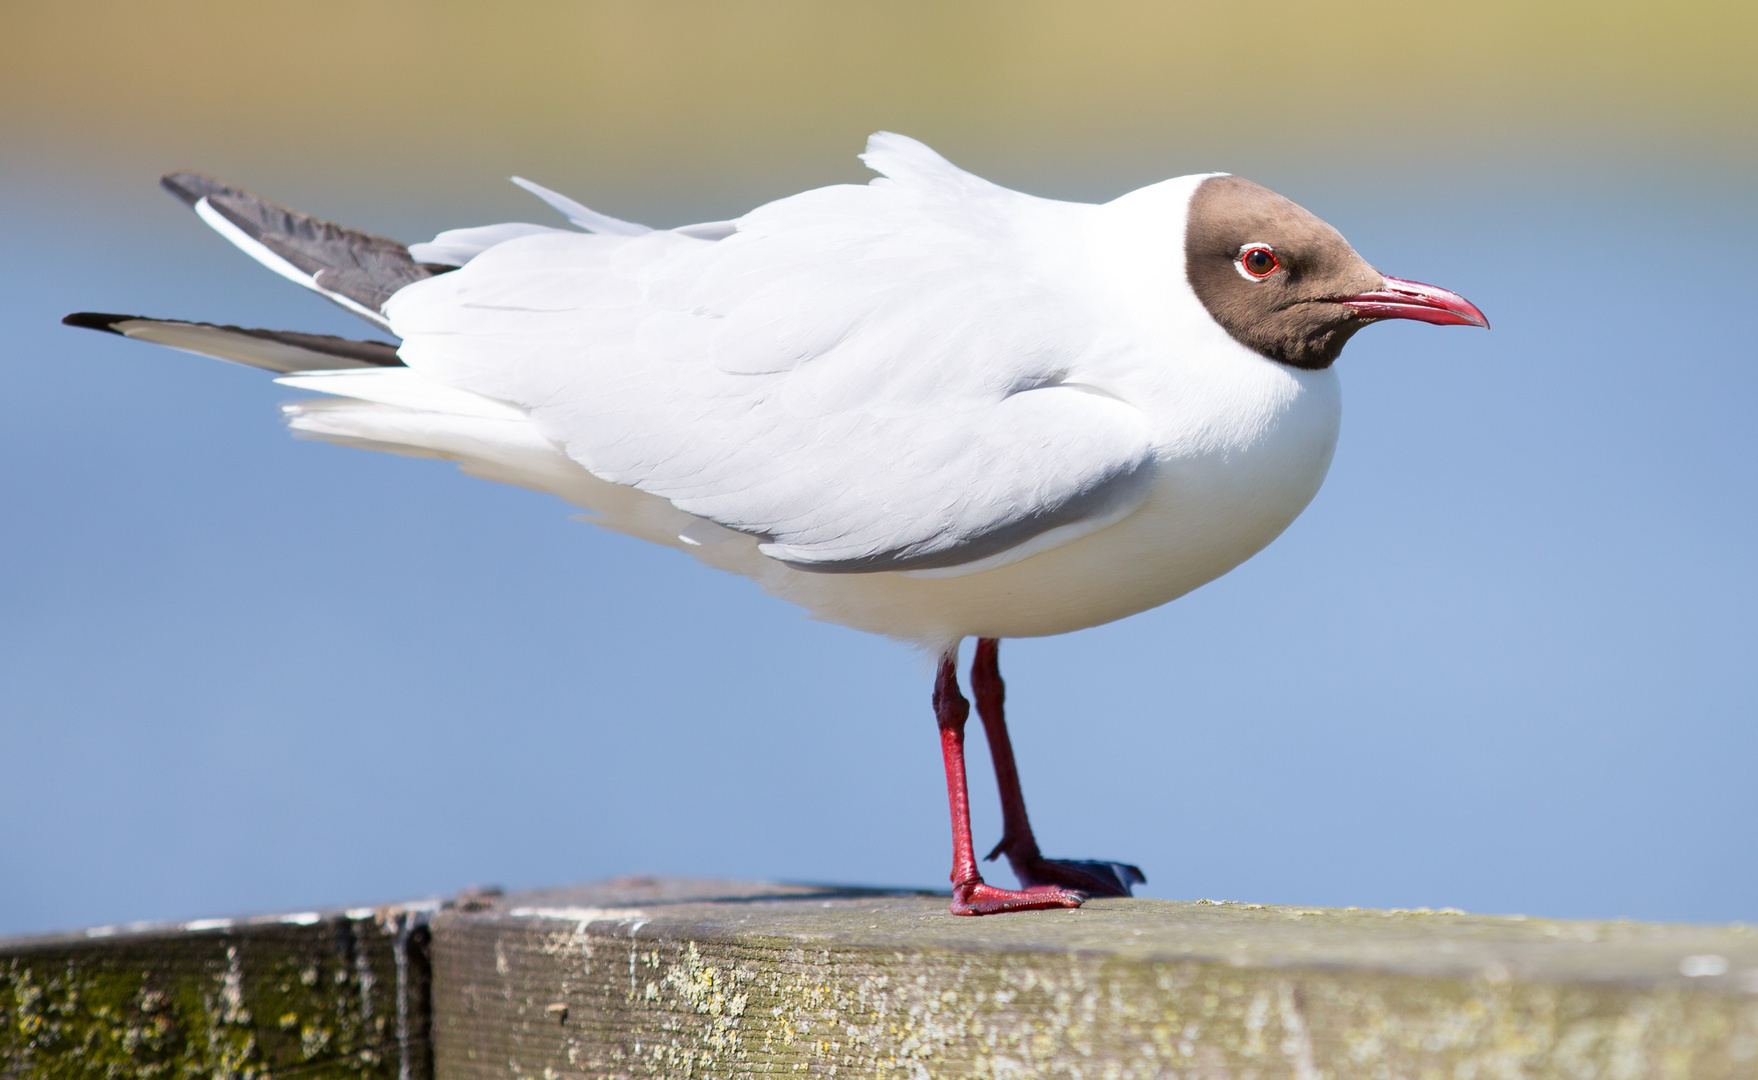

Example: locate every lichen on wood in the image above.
[429,880,1758,1079]
[1,909,431,1080]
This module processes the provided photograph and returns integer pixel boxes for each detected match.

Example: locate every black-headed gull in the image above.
[66,133,1485,916]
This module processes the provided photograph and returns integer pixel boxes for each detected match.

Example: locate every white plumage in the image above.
[276,133,1339,650]
[72,130,1493,913]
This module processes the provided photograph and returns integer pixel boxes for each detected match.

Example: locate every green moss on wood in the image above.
[1,913,424,1080]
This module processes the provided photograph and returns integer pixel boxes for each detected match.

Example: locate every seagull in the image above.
[65,133,1486,916]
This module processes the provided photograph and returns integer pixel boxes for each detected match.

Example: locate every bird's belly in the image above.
[748,367,1342,648]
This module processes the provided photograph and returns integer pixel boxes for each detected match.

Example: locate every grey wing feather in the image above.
[161,172,449,317]
[63,312,403,373]
[788,461,1153,573]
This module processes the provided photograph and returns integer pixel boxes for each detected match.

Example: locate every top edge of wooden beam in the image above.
[438,878,1758,995]
[8,877,1757,995]
[0,897,444,955]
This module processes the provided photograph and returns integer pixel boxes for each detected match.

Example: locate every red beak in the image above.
[1338,275,1489,329]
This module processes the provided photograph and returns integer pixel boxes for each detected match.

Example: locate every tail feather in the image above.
[282,395,746,559]
[274,368,522,420]
[64,171,776,583]
[162,171,450,327]
[62,313,402,373]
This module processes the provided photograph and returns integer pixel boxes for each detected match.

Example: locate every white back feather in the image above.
[509,176,652,236]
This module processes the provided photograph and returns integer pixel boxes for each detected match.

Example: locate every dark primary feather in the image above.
[161,171,450,317]
[62,313,403,373]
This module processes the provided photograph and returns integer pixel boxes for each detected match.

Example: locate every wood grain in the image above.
[429,878,1758,1078]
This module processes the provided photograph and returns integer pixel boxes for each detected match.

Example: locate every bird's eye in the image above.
[1238,246,1279,279]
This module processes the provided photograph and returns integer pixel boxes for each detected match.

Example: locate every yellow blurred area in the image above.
[3,0,1753,199]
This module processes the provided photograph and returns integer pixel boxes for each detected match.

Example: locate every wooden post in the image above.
[8,878,1758,1077]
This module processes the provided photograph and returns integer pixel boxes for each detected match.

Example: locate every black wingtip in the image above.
[161,171,232,208]
[62,312,134,335]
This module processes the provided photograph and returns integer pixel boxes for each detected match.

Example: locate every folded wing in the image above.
[388,134,1153,573]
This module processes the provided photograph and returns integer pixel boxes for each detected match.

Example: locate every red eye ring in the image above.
[1239,246,1279,279]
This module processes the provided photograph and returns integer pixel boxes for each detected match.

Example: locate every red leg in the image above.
[972,638,1146,898]
[935,649,1083,916]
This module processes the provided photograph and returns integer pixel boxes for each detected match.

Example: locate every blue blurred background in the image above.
[2,1,1754,936]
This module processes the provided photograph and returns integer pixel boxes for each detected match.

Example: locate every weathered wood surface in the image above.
[1,903,434,1080]
[432,878,1758,1080]
[8,879,1758,1079]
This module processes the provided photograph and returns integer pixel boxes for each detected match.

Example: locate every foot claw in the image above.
[950,879,1085,916]
[1014,857,1145,898]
